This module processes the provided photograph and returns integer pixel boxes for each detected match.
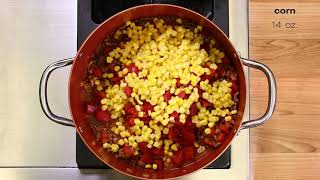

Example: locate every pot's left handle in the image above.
[39,58,75,127]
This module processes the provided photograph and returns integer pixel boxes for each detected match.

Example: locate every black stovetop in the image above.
[76,0,230,169]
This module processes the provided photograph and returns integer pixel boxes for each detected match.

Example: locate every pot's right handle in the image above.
[240,58,277,130]
[39,58,75,127]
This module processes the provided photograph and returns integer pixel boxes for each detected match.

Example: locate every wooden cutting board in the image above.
[249,0,320,179]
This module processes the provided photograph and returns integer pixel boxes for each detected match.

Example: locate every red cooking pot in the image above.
[39,4,276,179]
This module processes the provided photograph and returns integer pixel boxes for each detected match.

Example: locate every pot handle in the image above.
[240,58,277,130]
[39,58,75,127]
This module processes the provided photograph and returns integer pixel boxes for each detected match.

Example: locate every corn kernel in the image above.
[231,110,237,114]
[118,125,125,132]
[96,86,104,93]
[208,122,214,128]
[116,122,122,126]
[134,150,139,156]
[134,119,140,124]
[171,144,178,151]
[114,128,120,134]
[176,18,182,24]
[194,142,199,148]
[163,127,169,134]
[128,136,135,143]
[153,141,161,148]
[114,66,120,72]
[101,105,108,111]
[145,164,151,168]
[135,129,142,136]
[125,131,130,137]
[94,80,100,85]
[132,142,138,148]
[138,111,144,117]
[106,57,113,63]
[107,73,114,78]
[204,128,211,135]
[138,121,144,127]
[118,139,125,146]
[123,68,128,75]
[225,116,232,121]
[120,131,127,138]
[103,143,110,149]
[152,164,158,169]
[110,144,119,152]
[161,119,169,126]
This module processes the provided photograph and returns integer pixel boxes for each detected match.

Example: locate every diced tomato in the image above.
[177,91,187,99]
[124,103,138,117]
[110,76,122,84]
[189,103,198,116]
[141,114,151,124]
[216,66,225,77]
[95,110,112,122]
[184,120,195,130]
[168,126,181,142]
[92,67,103,77]
[201,64,216,81]
[175,121,184,127]
[182,129,195,145]
[200,74,211,81]
[154,160,164,170]
[210,128,216,136]
[163,91,172,102]
[225,121,232,128]
[160,133,168,140]
[183,147,195,161]
[123,144,134,157]
[127,63,140,74]
[124,103,134,113]
[170,111,180,120]
[129,108,138,117]
[142,101,154,113]
[95,91,106,100]
[172,150,184,166]
[200,98,211,108]
[217,133,226,142]
[204,137,214,147]
[221,56,230,64]
[126,116,135,127]
[152,147,164,156]
[176,78,182,88]
[140,153,153,164]
[198,89,204,98]
[219,123,229,133]
[86,103,97,114]
[170,111,183,126]
[138,142,148,153]
[100,131,109,143]
[123,86,133,97]
[209,68,215,77]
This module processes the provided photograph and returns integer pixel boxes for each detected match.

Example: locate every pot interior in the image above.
[69,4,246,179]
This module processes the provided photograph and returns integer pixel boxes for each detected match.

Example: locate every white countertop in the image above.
[0,0,250,179]
[0,0,77,167]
